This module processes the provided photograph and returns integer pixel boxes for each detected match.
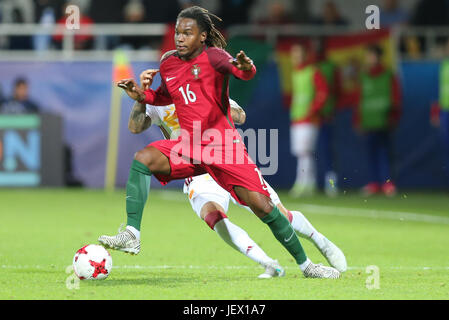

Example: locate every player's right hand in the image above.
[139,69,159,90]
[117,79,145,102]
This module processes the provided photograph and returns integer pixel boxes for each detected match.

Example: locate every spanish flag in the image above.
[276,29,395,107]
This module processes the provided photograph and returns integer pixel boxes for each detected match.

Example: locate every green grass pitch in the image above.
[0,188,448,300]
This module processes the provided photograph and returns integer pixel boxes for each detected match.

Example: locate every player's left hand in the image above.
[139,69,159,90]
[117,78,145,102]
[230,50,254,71]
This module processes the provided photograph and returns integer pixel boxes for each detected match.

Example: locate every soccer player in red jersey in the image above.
[106,6,340,279]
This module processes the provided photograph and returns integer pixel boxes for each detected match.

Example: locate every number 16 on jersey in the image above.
[179,84,197,104]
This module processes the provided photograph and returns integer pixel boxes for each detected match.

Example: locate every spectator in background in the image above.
[430,38,449,189]
[7,0,34,49]
[0,78,40,114]
[0,77,83,186]
[142,0,181,23]
[256,0,294,25]
[409,0,449,55]
[0,0,35,23]
[88,0,126,49]
[32,0,61,51]
[52,2,94,50]
[178,0,220,12]
[124,1,146,23]
[291,0,310,23]
[380,0,409,29]
[289,43,329,198]
[119,0,149,50]
[89,0,126,23]
[312,1,348,26]
[219,0,254,27]
[352,45,401,197]
[410,0,449,27]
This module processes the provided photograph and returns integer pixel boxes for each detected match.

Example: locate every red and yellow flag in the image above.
[276,29,395,107]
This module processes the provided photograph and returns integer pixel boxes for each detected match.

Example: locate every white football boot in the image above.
[303,262,340,279]
[316,237,347,273]
[258,260,285,279]
[98,225,140,255]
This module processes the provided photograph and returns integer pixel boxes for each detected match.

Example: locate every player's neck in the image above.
[180,45,205,61]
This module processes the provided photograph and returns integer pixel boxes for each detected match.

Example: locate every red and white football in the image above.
[73,244,112,280]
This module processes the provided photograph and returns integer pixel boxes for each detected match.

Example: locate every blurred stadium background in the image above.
[0,0,448,194]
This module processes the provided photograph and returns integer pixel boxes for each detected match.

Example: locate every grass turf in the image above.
[0,188,448,300]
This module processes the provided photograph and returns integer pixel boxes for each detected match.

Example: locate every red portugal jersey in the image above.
[143,46,256,144]
[143,46,271,204]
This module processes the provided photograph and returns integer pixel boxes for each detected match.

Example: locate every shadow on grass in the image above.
[84,271,253,288]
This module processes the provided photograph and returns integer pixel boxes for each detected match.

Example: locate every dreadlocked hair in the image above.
[177,6,227,49]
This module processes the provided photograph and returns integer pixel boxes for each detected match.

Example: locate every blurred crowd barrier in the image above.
[0,23,449,60]
[0,24,447,189]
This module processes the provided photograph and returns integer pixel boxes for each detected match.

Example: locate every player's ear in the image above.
[200,31,207,44]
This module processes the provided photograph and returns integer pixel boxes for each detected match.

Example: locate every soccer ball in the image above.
[73,244,112,280]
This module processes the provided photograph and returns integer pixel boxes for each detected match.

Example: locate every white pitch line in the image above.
[156,189,449,225]
[115,265,449,271]
[1,265,448,271]
[295,204,449,225]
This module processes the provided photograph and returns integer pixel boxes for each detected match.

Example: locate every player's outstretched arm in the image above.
[128,101,152,134]
[140,69,159,91]
[117,78,146,102]
[117,69,160,102]
[230,50,254,71]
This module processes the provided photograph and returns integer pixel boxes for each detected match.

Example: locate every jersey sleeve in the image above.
[206,47,257,80]
[142,78,173,106]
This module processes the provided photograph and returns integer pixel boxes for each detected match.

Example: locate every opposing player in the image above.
[104,6,341,279]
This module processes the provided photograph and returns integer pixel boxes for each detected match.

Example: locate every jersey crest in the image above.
[191,64,201,79]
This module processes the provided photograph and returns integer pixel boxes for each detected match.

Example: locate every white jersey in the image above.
[145,104,181,139]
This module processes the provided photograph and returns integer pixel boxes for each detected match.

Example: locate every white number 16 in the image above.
[179,84,197,104]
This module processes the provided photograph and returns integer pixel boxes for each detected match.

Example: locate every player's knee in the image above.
[134,148,153,167]
[259,200,274,216]
[203,209,227,230]
[250,195,274,218]
[200,202,225,220]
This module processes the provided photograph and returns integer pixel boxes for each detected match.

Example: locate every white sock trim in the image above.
[299,258,311,272]
[126,225,140,240]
